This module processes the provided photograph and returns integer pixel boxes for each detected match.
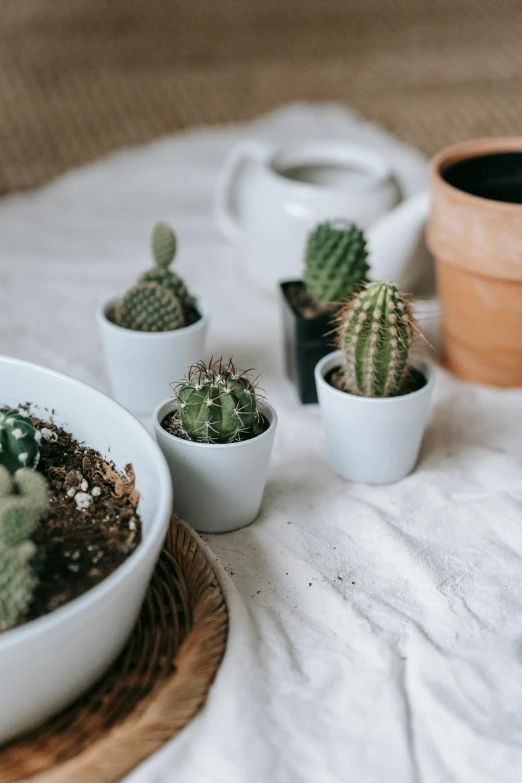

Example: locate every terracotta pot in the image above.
[427,138,522,387]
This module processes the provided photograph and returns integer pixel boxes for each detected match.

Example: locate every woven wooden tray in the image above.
[0,517,228,783]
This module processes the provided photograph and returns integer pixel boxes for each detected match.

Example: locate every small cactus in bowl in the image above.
[336,280,419,397]
[0,409,41,474]
[168,358,264,444]
[0,466,48,630]
[303,220,369,307]
[114,222,196,332]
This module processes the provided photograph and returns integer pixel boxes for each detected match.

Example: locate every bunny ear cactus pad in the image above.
[0,466,48,630]
[114,281,185,332]
[0,409,41,474]
[173,359,262,444]
[303,221,369,306]
[337,281,418,397]
[139,222,196,314]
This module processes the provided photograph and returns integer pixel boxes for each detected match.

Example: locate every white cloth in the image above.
[1,104,522,783]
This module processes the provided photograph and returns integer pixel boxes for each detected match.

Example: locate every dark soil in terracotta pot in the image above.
[17,415,142,627]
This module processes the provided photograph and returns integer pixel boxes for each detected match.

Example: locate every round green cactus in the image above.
[172,359,262,444]
[114,281,186,332]
[303,221,369,305]
[0,466,48,630]
[139,222,196,313]
[0,409,41,474]
[337,281,417,397]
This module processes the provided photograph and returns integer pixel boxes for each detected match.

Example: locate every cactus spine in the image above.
[114,222,196,332]
[172,359,262,444]
[0,467,48,630]
[0,409,41,474]
[303,221,369,305]
[337,281,417,397]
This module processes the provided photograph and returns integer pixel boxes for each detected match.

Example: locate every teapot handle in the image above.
[214,140,271,242]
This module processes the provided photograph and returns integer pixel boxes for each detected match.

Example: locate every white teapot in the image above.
[214,139,403,290]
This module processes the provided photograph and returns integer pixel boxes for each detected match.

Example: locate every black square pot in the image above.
[280,281,337,404]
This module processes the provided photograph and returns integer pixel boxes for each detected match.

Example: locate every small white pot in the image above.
[315,351,434,484]
[0,355,172,744]
[153,400,278,533]
[97,297,210,416]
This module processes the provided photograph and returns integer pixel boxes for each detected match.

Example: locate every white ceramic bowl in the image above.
[153,399,277,533]
[0,355,173,744]
[97,297,210,416]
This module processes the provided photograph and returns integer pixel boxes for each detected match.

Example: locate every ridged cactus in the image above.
[114,222,195,332]
[0,409,41,474]
[0,467,48,630]
[172,359,262,444]
[337,281,417,397]
[114,281,185,332]
[303,221,369,305]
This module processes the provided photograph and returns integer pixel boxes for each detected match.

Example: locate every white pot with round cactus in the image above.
[315,281,435,484]
[153,358,278,533]
[281,220,370,404]
[97,222,210,415]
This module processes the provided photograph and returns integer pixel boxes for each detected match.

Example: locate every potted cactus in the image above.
[153,358,278,533]
[97,222,210,414]
[280,220,369,404]
[314,281,435,484]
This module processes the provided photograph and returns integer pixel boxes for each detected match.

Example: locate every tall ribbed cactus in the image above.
[337,281,417,397]
[303,221,369,305]
[114,222,195,332]
[171,359,262,444]
[0,467,48,630]
[0,409,41,474]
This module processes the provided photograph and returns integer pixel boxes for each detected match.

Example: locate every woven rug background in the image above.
[1,0,521,194]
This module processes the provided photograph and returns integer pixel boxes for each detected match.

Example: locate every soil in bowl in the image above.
[285,281,338,321]
[2,412,143,631]
[327,365,427,396]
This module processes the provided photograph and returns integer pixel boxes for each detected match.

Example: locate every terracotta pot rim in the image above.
[430,137,522,212]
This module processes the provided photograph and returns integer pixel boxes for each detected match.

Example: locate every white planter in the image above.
[315,351,434,484]
[0,355,172,744]
[153,400,277,533]
[97,297,210,416]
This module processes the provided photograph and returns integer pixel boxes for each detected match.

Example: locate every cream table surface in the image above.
[1,104,522,783]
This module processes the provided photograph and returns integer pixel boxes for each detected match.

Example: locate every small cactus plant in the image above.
[170,359,263,444]
[336,281,418,397]
[114,222,196,332]
[114,281,185,332]
[0,466,48,630]
[0,409,41,474]
[303,221,369,306]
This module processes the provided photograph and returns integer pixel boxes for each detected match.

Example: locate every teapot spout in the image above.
[367,191,433,295]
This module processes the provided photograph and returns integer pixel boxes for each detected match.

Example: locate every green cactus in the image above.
[114,281,186,332]
[114,222,197,332]
[139,222,196,314]
[303,221,369,306]
[336,281,418,397]
[0,409,41,474]
[0,467,48,630]
[172,359,262,444]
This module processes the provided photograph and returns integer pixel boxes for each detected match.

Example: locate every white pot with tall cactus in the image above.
[315,281,434,484]
[153,358,278,533]
[97,222,209,415]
